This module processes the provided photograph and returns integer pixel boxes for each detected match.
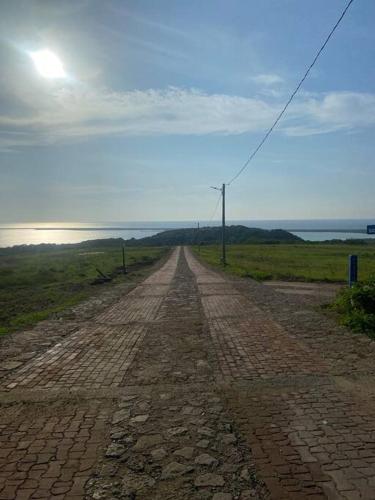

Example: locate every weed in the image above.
[331,279,375,337]
[0,244,167,333]
[193,243,375,282]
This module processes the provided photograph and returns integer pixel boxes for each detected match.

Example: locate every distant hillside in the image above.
[126,225,302,246]
[0,225,302,254]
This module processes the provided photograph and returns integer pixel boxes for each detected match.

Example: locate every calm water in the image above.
[0,220,374,248]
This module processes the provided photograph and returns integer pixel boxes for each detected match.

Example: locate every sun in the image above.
[30,49,66,79]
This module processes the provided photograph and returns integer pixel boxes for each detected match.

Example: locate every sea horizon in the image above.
[0,218,374,248]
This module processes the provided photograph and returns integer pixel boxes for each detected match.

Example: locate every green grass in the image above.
[193,243,375,282]
[0,244,168,334]
[331,279,375,338]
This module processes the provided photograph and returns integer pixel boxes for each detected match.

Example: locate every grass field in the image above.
[194,243,375,283]
[0,244,168,334]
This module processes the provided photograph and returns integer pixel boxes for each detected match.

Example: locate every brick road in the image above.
[185,248,375,499]
[1,247,375,498]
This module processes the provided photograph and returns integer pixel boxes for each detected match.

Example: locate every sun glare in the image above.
[30,49,66,79]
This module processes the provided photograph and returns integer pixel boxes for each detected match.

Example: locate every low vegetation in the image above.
[0,241,167,334]
[195,242,375,337]
[331,279,375,338]
[193,243,375,282]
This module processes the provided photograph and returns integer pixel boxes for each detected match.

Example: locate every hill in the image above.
[125,225,302,246]
[0,225,302,255]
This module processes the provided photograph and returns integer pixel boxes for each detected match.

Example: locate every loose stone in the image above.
[121,395,137,402]
[99,464,119,477]
[194,473,225,487]
[127,456,145,472]
[197,439,210,448]
[133,434,163,451]
[112,409,130,425]
[220,464,240,473]
[221,434,237,445]
[151,448,167,461]
[138,402,150,411]
[240,490,257,499]
[208,397,221,404]
[198,427,214,437]
[161,462,194,479]
[197,359,209,368]
[122,473,155,492]
[208,405,223,414]
[240,467,250,482]
[174,447,195,459]
[110,430,127,440]
[130,414,149,424]
[195,453,218,467]
[212,494,233,500]
[105,443,125,458]
[160,393,171,400]
[181,406,194,415]
[168,426,188,436]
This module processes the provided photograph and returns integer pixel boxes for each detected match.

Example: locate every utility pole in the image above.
[210,184,226,266]
[221,183,226,266]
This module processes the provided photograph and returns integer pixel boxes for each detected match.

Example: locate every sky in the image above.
[0,0,374,222]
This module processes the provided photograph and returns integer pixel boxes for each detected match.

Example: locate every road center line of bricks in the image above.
[2,246,375,499]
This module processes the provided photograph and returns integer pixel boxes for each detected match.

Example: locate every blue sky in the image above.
[0,0,374,222]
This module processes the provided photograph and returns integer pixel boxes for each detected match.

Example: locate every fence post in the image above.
[348,255,358,287]
[122,245,127,274]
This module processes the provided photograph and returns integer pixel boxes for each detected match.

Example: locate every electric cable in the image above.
[226,0,355,186]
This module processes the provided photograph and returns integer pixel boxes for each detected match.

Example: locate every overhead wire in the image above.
[226,0,355,186]
[208,192,222,224]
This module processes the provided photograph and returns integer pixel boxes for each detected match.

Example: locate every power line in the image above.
[226,0,355,186]
[208,192,222,224]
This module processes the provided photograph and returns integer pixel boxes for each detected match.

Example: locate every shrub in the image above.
[332,278,375,337]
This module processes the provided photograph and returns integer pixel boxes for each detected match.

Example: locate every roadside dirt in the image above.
[262,281,343,307]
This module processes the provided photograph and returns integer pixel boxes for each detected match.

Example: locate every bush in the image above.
[332,279,375,337]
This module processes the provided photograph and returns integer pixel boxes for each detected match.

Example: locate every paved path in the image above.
[1,247,375,499]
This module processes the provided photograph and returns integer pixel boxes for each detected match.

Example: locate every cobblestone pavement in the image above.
[87,247,266,500]
[2,247,375,499]
[0,399,109,500]
[185,248,375,499]
[0,249,180,499]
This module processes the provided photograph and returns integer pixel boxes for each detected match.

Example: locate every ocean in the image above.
[0,220,374,248]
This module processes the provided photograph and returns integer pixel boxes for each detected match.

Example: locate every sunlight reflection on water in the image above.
[0,221,374,248]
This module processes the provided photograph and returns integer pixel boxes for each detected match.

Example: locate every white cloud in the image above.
[1,86,375,151]
[0,86,278,147]
[250,73,284,86]
[285,91,375,136]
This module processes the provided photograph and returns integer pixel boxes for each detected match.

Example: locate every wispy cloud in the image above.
[1,85,375,151]
[0,86,278,148]
[250,73,284,86]
[285,91,375,136]
[109,4,191,42]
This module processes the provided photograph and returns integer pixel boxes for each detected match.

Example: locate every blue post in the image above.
[348,255,358,287]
